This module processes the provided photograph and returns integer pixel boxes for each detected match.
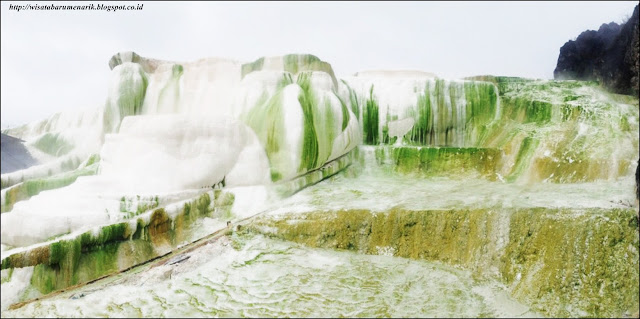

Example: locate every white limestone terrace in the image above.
[0,51,362,253]
[262,148,638,219]
[0,51,637,318]
[1,51,638,251]
[0,234,540,318]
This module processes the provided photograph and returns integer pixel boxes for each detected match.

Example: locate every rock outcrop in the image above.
[554,5,639,95]
[0,133,38,174]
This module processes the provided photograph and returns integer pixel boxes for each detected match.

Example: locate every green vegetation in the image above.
[407,82,432,145]
[245,88,288,182]
[402,80,498,147]
[342,80,361,121]
[335,92,351,132]
[388,146,501,178]
[502,97,552,124]
[464,81,498,127]
[378,77,639,182]
[103,63,148,133]
[245,71,348,181]
[297,72,321,172]
[363,85,379,145]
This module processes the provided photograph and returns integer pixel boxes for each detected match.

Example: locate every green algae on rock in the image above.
[1,156,100,213]
[246,207,639,318]
[1,190,233,297]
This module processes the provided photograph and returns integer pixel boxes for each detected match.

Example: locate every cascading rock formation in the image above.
[0,52,638,318]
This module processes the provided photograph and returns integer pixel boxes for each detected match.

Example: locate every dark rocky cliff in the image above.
[554,5,639,95]
[1,133,39,174]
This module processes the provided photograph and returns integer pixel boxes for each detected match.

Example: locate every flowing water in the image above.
[1,52,638,317]
[3,155,634,317]
[1,234,540,318]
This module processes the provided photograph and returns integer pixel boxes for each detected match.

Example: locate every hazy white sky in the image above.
[1,1,637,128]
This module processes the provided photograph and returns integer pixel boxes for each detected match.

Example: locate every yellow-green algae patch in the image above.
[358,77,639,183]
[246,207,639,318]
[378,146,503,179]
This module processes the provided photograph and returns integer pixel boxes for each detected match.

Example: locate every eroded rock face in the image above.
[554,5,639,95]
